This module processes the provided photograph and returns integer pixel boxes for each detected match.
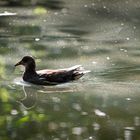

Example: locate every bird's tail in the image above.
[70,65,90,80]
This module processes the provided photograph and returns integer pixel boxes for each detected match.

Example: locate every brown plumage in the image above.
[15,56,90,85]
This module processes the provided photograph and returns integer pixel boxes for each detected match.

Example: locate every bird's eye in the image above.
[22,58,28,63]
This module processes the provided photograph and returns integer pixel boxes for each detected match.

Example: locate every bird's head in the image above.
[15,56,36,69]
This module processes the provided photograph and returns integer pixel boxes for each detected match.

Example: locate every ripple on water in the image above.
[13,77,32,87]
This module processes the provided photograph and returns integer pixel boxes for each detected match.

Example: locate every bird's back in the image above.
[36,65,90,85]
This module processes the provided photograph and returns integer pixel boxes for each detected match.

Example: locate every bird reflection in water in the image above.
[16,86,38,109]
[16,82,77,109]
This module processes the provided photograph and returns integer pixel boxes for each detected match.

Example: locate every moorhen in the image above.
[15,56,90,85]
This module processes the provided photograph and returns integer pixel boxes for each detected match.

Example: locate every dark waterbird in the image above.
[15,56,90,85]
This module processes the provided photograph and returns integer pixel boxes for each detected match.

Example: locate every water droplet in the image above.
[72,103,81,111]
[92,122,100,131]
[23,110,28,115]
[35,38,40,41]
[52,97,61,103]
[133,26,136,29]
[120,48,127,53]
[106,56,110,60]
[126,98,131,101]
[54,12,58,15]
[92,3,95,6]
[94,109,106,117]
[89,136,93,139]
[11,109,18,115]
[92,61,97,64]
[84,5,88,8]
[72,127,83,135]
[126,37,130,40]
[81,111,88,115]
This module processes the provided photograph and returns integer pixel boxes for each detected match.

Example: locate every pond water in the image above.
[0,0,140,140]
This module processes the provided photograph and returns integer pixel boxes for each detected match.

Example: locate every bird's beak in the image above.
[15,60,23,67]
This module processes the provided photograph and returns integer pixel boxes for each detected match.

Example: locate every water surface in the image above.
[0,0,140,140]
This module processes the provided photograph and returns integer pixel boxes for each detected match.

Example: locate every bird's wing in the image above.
[37,65,82,74]
[37,69,66,75]
[36,65,90,84]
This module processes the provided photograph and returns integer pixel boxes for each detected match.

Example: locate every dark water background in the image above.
[0,0,140,140]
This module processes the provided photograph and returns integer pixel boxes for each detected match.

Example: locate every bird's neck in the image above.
[24,64,37,76]
[23,64,38,82]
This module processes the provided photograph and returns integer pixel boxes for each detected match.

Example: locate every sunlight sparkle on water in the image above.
[120,48,127,53]
[72,103,81,111]
[11,109,18,115]
[23,110,28,116]
[92,122,100,131]
[92,3,95,6]
[133,26,136,29]
[52,97,61,103]
[134,116,140,126]
[94,109,106,117]
[72,127,83,135]
[0,11,17,16]
[124,127,135,140]
[126,98,131,101]
[106,56,110,60]
[89,136,94,139]
[84,5,88,8]
[92,61,97,64]
[54,12,58,15]
[81,111,88,116]
[35,38,40,41]
[126,37,130,40]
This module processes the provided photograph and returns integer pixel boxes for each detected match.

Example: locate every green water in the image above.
[0,0,140,140]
